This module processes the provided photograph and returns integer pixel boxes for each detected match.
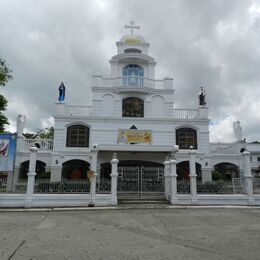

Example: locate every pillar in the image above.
[163,159,170,200]
[89,149,98,206]
[169,158,177,204]
[243,151,254,204]
[25,146,39,208]
[50,166,62,182]
[201,168,213,184]
[198,107,208,119]
[11,166,20,192]
[189,148,197,203]
[110,153,119,205]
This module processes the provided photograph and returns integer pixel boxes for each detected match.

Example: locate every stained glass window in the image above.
[123,64,144,86]
[122,97,144,117]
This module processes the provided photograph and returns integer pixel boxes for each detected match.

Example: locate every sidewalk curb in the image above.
[0,205,259,212]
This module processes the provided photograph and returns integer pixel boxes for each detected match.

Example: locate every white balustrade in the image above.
[65,105,93,116]
[210,142,239,154]
[23,139,53,152]
[100,77,165,89]
[172,108,199,119]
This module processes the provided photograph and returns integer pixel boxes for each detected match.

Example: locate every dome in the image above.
[120,35,146,45]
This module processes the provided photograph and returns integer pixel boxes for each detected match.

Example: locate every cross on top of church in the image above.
[124,21,140,35]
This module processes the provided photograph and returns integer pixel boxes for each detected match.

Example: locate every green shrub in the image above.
[212,170,224,180]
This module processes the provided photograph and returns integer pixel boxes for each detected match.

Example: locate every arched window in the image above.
[124,48,142,53]
[176,128,197,149]
[66,125,89,147]
[122,97,144,117]
[123,64,144,86]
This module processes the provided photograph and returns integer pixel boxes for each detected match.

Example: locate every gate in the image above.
[117,166,164,198]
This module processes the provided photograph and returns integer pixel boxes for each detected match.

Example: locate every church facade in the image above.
[12,23,252,196]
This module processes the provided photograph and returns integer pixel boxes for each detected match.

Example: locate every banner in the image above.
[118,129,152,144]
[0,133,17,172]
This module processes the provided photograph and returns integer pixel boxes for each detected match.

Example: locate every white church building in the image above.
[11,22,256,200]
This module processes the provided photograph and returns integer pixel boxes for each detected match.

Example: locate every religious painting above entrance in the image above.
[122,97,144,117]
[118,129,152,144]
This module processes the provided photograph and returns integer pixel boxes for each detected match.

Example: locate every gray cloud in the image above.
[0,0,260,141]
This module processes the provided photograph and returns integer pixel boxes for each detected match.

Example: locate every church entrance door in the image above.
[117,166,164,198]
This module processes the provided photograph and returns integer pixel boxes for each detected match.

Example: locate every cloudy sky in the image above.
[0,0,260,142]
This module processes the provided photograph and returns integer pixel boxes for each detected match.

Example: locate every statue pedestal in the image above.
[55,102,66,116]
[198,106,208,119]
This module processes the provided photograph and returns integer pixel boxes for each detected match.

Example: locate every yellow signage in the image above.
[118,129,152,144]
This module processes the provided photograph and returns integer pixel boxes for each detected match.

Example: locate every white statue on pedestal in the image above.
[17,114,26,137]
[233,121,242,141]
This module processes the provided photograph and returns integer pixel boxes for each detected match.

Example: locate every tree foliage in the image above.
[23,127,54,139]
[36,127,54,139]
[0,58,12,133]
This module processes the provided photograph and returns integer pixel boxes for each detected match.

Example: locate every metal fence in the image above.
[197,179,243,194]
[177,178,244,194]
[14,178,112,194]
[177,180,190,194]
[253,178,260,194]
[97,178,111,194]
[0,177,7,192]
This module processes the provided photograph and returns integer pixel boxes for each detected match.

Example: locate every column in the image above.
[189,148,197,203]
[89,149,98,206]
[163,158,170,200]
[169,158,178,204]
[110,153,119,205]
[201,168,213,184]
[243,151,254,205]
[50,166,62,182]
[24,146,39,208]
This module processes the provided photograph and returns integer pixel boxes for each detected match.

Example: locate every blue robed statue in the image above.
[58,82,66,102]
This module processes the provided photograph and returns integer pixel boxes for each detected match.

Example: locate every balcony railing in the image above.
[172,109,199,119]
[24,139,53,152]
[210,142,239,154]
[100,76,167,89]
[65,105,93,116]
[122,76,144,86]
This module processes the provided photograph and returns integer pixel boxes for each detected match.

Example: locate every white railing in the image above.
[65,105,93,116]
[172,108,199,119]
[101,77,165,89]
[210,142,239,154]
[24,139,53,152]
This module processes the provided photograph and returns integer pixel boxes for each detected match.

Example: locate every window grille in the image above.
[176,128,197,149]
[66,125,89,147]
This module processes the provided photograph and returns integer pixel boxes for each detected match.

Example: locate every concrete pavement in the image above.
[0,208,260,259]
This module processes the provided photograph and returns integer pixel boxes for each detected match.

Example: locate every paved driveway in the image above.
[0,208,260,259]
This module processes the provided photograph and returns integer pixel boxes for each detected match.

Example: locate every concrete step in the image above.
[117,204,171,209]
[119,200,169,205]
[118,196,169,205]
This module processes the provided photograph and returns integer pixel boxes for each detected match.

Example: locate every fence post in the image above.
[243,151,255,205]
[189,147,197,204]
[163,158,170,200]
[169,158,178,204]
[25,146,39,208]
[89,149,98,206]
[110,153,119,205]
